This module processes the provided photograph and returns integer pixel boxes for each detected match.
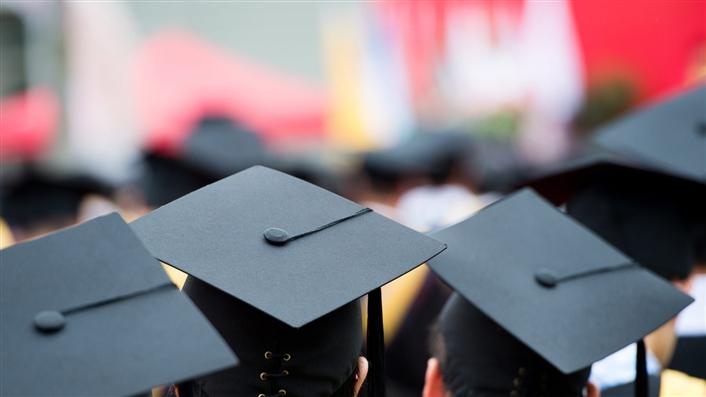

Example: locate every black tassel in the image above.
[367,288,386,397]
[635,339,647,397]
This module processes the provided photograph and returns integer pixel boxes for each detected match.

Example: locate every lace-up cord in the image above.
[258,351,290,397]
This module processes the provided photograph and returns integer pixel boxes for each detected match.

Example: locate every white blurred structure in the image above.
[64,1,140,182]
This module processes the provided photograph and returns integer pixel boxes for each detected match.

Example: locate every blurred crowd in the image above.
[1,1,705,397]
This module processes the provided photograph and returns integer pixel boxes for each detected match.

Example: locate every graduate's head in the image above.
[140,115,266,208]
[0,169,114,240]
[182,276,368,397]
[130,166,447,397]
[423,294,596,397]
[423,189,693,397]
[360,133,471,192]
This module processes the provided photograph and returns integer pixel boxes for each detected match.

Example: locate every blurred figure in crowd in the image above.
[369,132,493,397]
[137,115,267,211]
[352,147,424,221]
[568,181,695,396]
[394,132,486,231]
[127,115,267,288]
[0,168,115,241]
[526,85,706,395]
[670,225,706,381]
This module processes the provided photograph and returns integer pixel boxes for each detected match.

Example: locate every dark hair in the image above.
[361,162,403,194]
[428,321,447,372]
[427,318,589,397]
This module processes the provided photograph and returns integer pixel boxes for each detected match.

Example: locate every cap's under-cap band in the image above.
[534,261,638,288]
[264,208,373,245]
[34,283,174,333]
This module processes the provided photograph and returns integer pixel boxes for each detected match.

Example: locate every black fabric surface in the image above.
[1,213,237,396]
[428,189,693,374]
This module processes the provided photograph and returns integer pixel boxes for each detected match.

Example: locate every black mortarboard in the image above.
[141,116,267,207]
[523,86,705,282]
[131,166,447,396]
[0,169,114,231]
[361,146,425,192]
[269,156,342,194]
[593,84,705,185]
[0,213,237,396]
[180,117,266,178]
[361,132,471,189]
[140,152,215,208]
[526,84,706,205]
[427,189,692,396]
[460,135,528,193]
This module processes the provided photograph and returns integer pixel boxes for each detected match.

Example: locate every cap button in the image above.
[34,310,65,333]
[534,269,558,288]
[264,228,290,245]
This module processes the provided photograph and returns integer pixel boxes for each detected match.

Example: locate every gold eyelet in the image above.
[259,372,268,381]
[282,353,291,361]
[258,394,266,397]
[278,390,287,396]
[264,351,273,359]
[281,370,289,376]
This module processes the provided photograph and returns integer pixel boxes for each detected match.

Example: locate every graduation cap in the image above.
[427,189,692,397]
[131,166,447,396]
[0,169,114,232]
[593,84,705,185]
[361,132,472,189]
[459,135,528,193]
[523,86,705,281]
[526,84,706,204]
[0,213,237,396]
[141,116,267,207]
[268,155,342,194]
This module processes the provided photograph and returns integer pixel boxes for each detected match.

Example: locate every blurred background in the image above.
[1,1,705,396]
[2,0,704,185]
[2,0,705,331]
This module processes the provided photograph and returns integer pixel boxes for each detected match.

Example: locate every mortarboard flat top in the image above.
[427,188,693,374]
[0,213,237,396]
[131,165,447,328]
[594,84,705,183]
